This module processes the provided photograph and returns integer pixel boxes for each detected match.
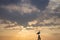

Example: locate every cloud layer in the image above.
[0,0,60,28]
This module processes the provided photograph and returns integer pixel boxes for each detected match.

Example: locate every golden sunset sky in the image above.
[0,0,60,40]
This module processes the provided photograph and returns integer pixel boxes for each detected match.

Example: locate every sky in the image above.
[0,0,50,27]
[0,0,60,27]
[0,0,60,40]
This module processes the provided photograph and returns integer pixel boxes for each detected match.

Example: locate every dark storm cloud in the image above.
[0,7,39,27]
[0,0,21,5]
[31,0,50,10]
[0,0,60,28]
[0,0,50,27]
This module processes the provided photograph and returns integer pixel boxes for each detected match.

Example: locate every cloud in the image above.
[0,5,40,27]
[0,3,40,14]
[28,20,38,26]
[0,0,60,28]
[54,5,60,18]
